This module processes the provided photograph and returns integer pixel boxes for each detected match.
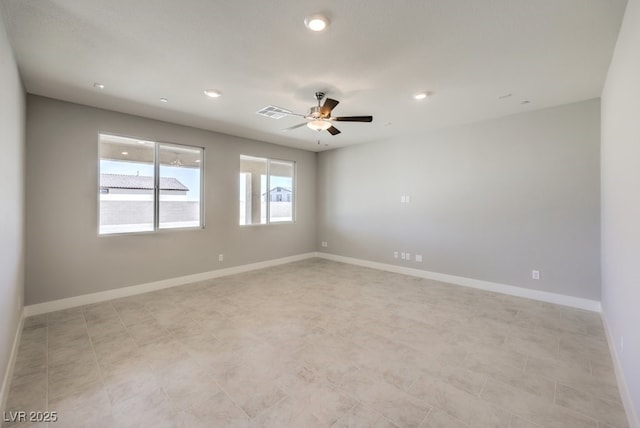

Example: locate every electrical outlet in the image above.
[405,195,411,203]
[218,254,224,262]
[415,254,423,262]
[400,196,406,203]
[401,252,406,260]
[531,270,540,280]
[321,241,328,248]
[393,251,398,259]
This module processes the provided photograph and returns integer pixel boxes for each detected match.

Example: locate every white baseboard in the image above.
[0,312,24,418]
[316,252,602,312]
[601,312,640,428]
[23,250,601,316]
[24,253,316,317]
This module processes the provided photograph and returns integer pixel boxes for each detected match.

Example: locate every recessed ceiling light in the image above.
[160,98,168,103]
[204,89,222,98]
[304,14,329,32]
[93,82,105,89]
[413,92,429,100]
[121,151,128,155]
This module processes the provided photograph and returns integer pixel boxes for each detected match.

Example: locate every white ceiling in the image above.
[0,0,627,152]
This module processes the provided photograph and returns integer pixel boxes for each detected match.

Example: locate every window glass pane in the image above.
[99,135,155,234]
[269,160,294,223]
[159,144,203,229]
[239,155,267,225]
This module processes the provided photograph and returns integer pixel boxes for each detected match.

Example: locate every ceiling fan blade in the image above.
[286,112,308,118]
[283,123,308,131]
[320,98,339,118]
[332,116,373,122]
[327,126,341,136]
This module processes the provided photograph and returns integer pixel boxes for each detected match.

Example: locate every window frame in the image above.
[239,154,296,226]
[98,133,205,236]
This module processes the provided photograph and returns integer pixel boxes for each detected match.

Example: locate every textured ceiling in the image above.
[0,0,627,151]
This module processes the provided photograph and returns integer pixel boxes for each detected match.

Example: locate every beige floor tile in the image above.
[49,381,112,428]
[48,344,95,369]
[2,259,629,428]
[342,368,431,427]
[47,324,88,345]
[116,306,156,327]
[489,371,555,403]
[463,347,527,380]
[504,329,559,361]
[86,317,126,339]
[249,395,324,427]
[126,319,172,346]
[5,380,47,414]
[508,415,544,427]
[160,360,222,410]
[48,359,102,401]
[331,403,398,428]
[83,303,120,322]
[92,332,139,365]
[525,354,591,381]
[290,343,360,386]
[408,373,509,427]
[420,407,468,428]
[555,383,628,428]
[283,379,356,425]
[186,390,249,427]
[111,388,179,428]
[47,308,85,325]
[481,377,598,428]
[22,315,47,331]
[216,364,287,418]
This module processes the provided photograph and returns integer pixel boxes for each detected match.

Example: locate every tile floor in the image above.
[3,259,628,428]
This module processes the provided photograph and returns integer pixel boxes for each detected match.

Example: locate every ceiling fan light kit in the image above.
[307,119,332,131]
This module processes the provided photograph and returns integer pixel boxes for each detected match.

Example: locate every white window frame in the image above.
[239,155,296,226]
[98,133,205,235]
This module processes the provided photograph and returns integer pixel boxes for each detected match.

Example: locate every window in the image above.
[239,155,295,225]
[99,134,203,235]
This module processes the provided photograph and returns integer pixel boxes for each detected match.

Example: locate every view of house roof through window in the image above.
[100,173,189,192]
[98,134,203,234]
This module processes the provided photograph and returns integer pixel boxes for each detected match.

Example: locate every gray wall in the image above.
[601,0,640,420]
[317,100,601,300]
[25,95,316,305]
[0,9,25,411]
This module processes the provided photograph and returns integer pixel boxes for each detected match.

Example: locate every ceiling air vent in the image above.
[256,105,292,119]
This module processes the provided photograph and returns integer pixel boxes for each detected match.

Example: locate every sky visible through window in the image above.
[100,160,201,201]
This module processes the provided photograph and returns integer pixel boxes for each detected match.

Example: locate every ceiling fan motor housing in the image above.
[308,105,321,119]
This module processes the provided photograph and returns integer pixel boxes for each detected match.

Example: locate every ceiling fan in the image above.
[257,92,373,136]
